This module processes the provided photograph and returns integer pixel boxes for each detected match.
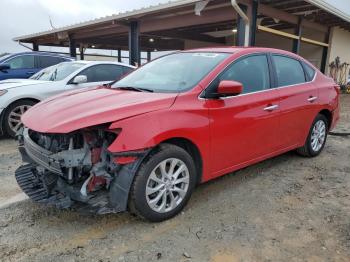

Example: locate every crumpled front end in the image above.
[16,127,149,214]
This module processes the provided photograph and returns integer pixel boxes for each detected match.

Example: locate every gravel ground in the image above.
[0,95,349,262]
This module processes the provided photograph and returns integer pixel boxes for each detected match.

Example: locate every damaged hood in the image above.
[22,87,177,133]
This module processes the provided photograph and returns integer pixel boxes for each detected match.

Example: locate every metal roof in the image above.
[305,0,350,23]
[13,0,202,41]
[13,0,350,43]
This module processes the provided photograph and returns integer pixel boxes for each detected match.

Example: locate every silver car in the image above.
[0,61,135,137]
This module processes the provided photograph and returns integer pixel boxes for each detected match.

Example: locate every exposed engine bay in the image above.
[15,127,149,214]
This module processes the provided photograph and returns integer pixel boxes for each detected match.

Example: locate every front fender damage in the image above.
[15,127,151,214]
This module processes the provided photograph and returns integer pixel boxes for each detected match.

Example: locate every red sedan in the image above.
[17,47,339,221]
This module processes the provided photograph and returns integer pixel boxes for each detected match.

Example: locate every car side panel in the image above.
[206,89,281,176]
[0,68,40,80]
[317,76,340,130]
[108,93,212,182]
[277,81,319,148]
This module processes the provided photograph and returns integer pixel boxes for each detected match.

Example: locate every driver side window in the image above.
[219,55,270,94]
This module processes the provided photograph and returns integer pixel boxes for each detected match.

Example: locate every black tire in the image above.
[3,99,36,138]
[128,143,196,222]
[296,114,328,157]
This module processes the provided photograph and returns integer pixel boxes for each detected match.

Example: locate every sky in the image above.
[1,0,350,54]
[0,0,170,54]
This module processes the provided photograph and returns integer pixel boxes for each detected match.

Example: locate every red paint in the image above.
[87,175,106,192]
[91,148,102,164]
[114,156,138,164]
[22,47,340,184]
[217,80,243,95]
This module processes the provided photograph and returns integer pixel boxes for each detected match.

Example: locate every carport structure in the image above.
[13,0,350,72]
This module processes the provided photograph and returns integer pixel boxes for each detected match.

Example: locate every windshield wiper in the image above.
[115,86,154,92]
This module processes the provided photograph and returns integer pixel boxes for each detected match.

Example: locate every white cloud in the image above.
[0,0,171,53]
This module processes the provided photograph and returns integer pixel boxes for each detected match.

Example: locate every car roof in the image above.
[184,46,300,57]
[76,60,136,68]
[4,51,73,58]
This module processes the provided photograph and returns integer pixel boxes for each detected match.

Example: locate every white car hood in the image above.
[0,79,50,90]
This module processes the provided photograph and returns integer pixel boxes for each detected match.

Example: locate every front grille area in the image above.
[28,129,84,153]
[22,128,63,174]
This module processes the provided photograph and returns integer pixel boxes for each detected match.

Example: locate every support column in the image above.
[147,51,151,62]
[320,28,331,73]
[128,21,140,66]
[249,0,258,46]
[117,48,122,62]
[79,44,84,60]
[292,17,302,54]
[69,36,76,58]
[236,4,247,46]
[32,43,39,51]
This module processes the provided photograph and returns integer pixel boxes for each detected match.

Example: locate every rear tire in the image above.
[296,114,328,157]
[3,100,36,138]
[128,144,196,222]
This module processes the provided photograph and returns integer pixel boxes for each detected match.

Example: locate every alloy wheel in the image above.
[7,105,31,134]
[145,158,190,213]
[310,120,326,152]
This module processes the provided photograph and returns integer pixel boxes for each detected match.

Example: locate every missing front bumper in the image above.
[16,128,152,214]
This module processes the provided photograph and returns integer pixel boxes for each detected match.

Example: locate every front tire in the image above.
[129,144,196,222]
[296,114,328,157]
[3,100,36,138]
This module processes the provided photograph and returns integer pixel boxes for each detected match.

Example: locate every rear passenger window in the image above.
[38,56,63,68]
[302,62,316,81]
[272,55,305,87]
[218,55,270,94]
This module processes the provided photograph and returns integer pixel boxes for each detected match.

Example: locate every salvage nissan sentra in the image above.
[15,47,340,222]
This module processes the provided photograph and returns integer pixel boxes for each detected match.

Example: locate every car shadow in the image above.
[4,150,299,225]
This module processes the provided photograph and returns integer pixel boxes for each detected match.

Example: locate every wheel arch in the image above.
[3,97,41,120]
[1,97,40,135]
[157,137,203,185]
[318,108,332,129]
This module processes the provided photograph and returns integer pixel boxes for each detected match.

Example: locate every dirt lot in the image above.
[0,95,349,262]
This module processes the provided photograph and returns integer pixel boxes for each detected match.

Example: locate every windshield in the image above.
[30,62,85,81]
[112,52,230,92]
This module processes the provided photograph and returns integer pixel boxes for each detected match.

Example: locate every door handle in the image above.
[26,71,35,75]
[264,104,279,111]
[307,96,317,102]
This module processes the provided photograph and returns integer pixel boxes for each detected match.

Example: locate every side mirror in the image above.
[0,64,10,71]
[217,80,243,97]
[72,75,87,84]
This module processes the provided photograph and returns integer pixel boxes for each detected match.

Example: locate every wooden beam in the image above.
[140,7,237,33]
[78,37,184,51]
[301,37,329,47]
[145,31,226,44]
[257,25,299,39]
[74,26,127,39]
[258,25,329,47]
